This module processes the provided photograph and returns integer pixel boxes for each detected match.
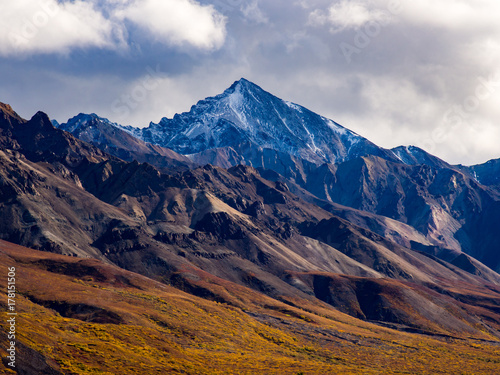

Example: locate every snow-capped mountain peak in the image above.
[128,78,394,164]
[390,145,450,169]
[55,113,126,149]
[57,113,120,133]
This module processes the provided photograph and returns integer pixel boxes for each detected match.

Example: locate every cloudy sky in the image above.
[1,0,499,165]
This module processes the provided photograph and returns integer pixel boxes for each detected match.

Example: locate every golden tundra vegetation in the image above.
[1,240,500,375]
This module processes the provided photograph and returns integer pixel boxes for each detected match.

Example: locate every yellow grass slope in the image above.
[1,240,500,375]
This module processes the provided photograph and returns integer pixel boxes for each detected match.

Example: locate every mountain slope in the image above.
[304,155,500,272]
[123,78,398,165]
[3,240,500,375]
[460,158,500,191]
[2,102,500,340]
[56,113,196,171]
[391,145,453,170]
[53,77,500,275]
[53,78,500,274]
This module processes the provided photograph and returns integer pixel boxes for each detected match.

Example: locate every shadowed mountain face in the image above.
[58,80,500,273]
[3,88,500,374]
[461,158,500,191]
[56,113,196,171]
[390,145,454,170]
[2,100,500,346]
[296,155,500,272]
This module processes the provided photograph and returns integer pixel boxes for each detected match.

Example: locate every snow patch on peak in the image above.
[391,145,447,168]
[122,78,392,165]
[301,122,320,153]
[58,113,123,136]
[183,122,209,139]
[325,118,348,136]
[227,87,250,130]
[224,78,255,96]
[324,118,361,146]
[68,113,113,126]
[392,146,413,164]
[284,101,303,112]
[473,170,480,183]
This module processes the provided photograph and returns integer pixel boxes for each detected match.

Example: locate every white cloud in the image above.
[398,0,497,30]
[107,64,248,127]
[114,0,226,50]
[241,1,269,24]
[0,0,120,56]
[0,0,226,57]
[309,0,393,33]
[3,0,500,165]
[297,0,500,163]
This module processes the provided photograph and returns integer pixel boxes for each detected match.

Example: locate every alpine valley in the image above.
[1,79,500,374]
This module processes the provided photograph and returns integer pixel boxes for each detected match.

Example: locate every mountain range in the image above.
[2,80,500,374]
[56,79,500,273]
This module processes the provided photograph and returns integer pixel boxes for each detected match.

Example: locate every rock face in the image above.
[122,78,397,165]
[390,145,453,169]
[78,79,499,273]
[2,95,500,346]
[461,158,500,190]
[295,155,500,272]
[56,113,195,171]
